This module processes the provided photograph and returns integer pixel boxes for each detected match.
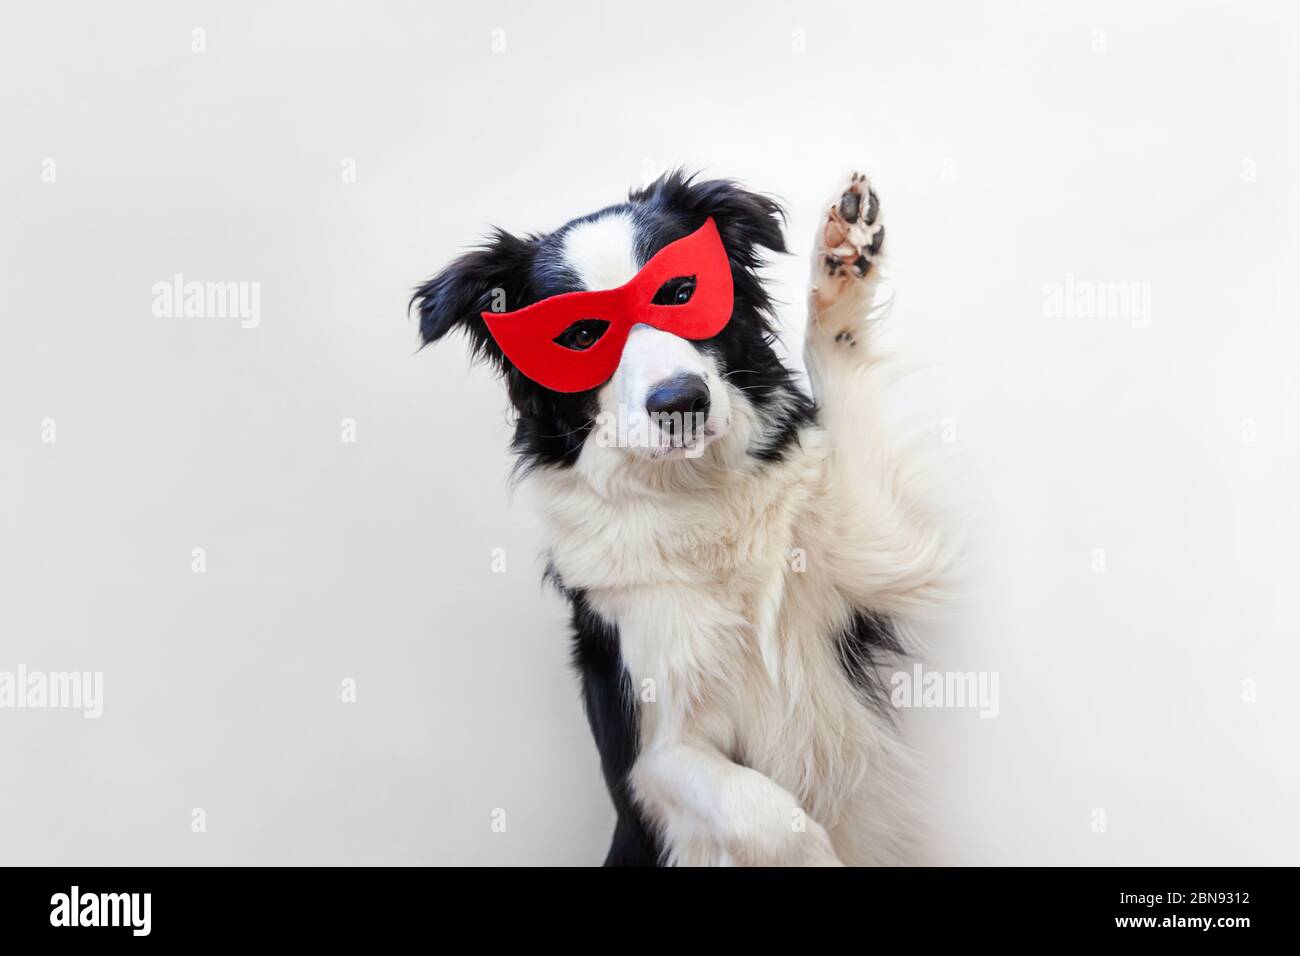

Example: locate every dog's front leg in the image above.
[803,172,954,617]
[631,742,845,866]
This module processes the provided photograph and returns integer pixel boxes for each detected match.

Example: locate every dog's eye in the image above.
[553,318,608,351]
[652,275,696,306]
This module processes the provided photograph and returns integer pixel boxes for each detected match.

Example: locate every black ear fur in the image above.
[410,229,538,365]
[630,169,788,261]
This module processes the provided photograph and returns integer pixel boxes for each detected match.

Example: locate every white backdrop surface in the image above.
[1,0,1296,864]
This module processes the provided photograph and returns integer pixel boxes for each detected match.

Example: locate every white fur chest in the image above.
[530,428,876,825]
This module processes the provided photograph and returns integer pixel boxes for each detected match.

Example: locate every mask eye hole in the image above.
[553,318,609,351]
[652,275,696,306]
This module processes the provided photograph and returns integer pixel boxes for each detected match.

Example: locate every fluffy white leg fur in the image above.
[805,173,956,620]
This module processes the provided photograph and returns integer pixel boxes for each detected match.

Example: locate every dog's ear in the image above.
[631,170,787,262]
[411,229,537,366]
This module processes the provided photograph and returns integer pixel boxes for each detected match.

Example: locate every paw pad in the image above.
[820,171,884,280]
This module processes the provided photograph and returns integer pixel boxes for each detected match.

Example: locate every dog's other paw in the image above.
[809,172,886,344]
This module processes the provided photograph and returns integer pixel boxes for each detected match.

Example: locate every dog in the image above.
[413,170,952,865]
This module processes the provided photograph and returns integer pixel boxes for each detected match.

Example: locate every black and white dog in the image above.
[414,171,951,866]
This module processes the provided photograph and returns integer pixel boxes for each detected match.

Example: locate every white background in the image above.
[2,0,1296,865]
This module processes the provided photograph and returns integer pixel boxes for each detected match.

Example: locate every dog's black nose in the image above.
[645,373,711,432]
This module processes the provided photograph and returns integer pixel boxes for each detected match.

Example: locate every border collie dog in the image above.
[414,171,951,866]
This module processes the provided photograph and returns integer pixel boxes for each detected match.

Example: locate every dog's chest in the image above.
[534,444,872,813]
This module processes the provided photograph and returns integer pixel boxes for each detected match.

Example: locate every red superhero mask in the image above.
[481,217,733,393]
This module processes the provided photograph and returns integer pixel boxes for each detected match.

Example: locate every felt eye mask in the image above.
[481,218,733,393]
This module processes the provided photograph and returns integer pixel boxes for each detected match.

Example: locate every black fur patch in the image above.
[835,610,904,718]
[559,580,663,866]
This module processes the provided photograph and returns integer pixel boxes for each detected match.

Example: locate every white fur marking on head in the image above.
[562,213,640,292]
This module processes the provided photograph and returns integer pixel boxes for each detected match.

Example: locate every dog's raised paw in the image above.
[820,172,883,281]
[810,172,886,328]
